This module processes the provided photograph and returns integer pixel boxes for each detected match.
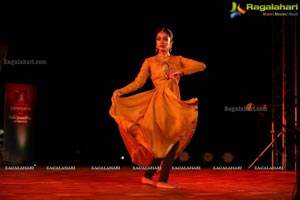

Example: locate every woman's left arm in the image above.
[180,56,206,75]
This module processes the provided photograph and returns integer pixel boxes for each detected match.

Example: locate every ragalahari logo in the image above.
[230,2,246,19]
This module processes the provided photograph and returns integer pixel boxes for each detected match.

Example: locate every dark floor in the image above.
[0,166,298,200]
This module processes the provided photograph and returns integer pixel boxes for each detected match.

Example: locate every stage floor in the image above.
[0,166,298,200]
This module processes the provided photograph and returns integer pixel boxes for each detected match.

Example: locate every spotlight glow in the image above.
[202,152,214,162]
[179,151,190,162]
[222,152,234,163]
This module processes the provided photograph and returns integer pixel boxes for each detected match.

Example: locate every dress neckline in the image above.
[155,55,172,62]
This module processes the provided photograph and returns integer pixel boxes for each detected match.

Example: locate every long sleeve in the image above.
[117,59,150,95]
[180,56,206,75]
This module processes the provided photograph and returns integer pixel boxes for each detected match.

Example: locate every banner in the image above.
[4,83,36,164]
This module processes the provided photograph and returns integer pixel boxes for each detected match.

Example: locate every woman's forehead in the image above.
[156,32,170,38]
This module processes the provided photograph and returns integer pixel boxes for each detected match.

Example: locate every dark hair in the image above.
[156,27,174,42]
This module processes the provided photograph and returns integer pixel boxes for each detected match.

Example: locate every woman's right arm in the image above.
[111,60,150,103]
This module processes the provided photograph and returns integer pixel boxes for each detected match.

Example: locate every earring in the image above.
[169,45,172,53]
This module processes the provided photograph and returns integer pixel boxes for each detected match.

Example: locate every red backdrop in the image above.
[4,83,36,165]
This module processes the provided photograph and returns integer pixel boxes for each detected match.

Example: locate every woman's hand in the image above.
[111,90,121,103]
[169,71,183,82]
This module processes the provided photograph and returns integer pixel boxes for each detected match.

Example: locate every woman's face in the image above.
[156,31,172,53]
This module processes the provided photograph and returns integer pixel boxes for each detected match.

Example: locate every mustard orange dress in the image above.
[109,55,206,166]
